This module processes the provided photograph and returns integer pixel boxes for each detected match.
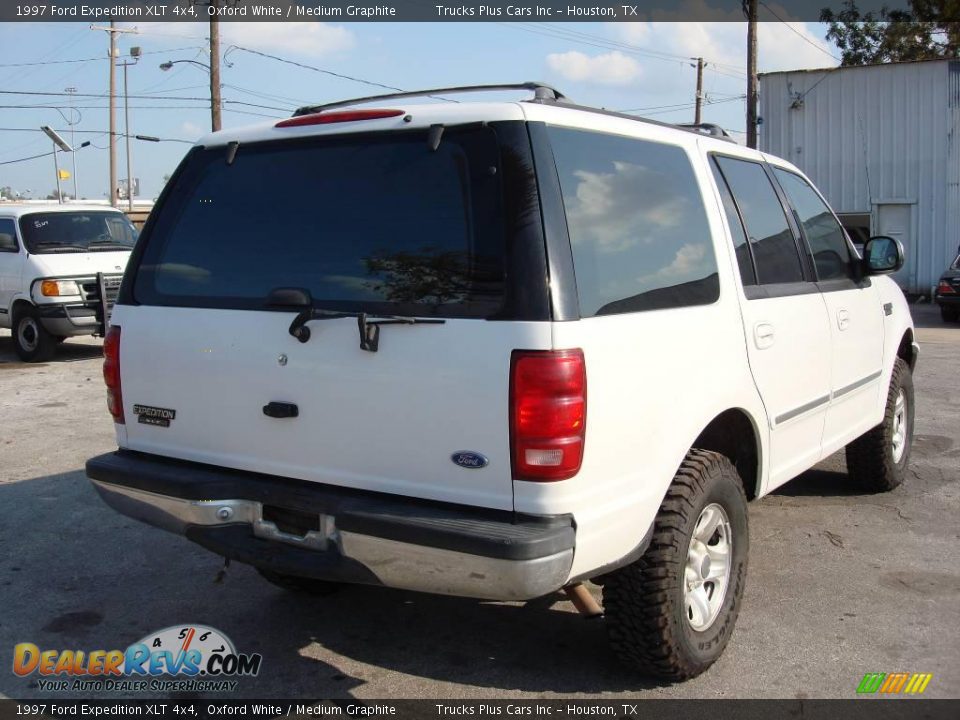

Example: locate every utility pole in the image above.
[120,48,141,212]
[745,0,759,149]
[91,22,137,206]
[209,0,222,131]
[65,87,79,199]
[694,57,705,125]
[108,21,117,206]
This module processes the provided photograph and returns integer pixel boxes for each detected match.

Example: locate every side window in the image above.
[0,218,18,252]
[547,126,719,316]
[773,168,852,281]
[714,156,804,285]
[710,161,757,287]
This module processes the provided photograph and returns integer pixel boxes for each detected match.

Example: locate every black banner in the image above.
[0,0,935,24]
[1,701,959,720]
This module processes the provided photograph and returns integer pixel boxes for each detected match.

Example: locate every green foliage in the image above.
[821,0,959,65]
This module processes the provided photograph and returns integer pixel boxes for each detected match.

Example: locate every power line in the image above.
[226,46,405,94]
[500,22,748,78]
[619,95,746,114]
[225,46,457,103]
[0,46,204,69]
[759,2,840,62]
[0,145,97,167]
[0,90,291,113]
[0,127,193,143]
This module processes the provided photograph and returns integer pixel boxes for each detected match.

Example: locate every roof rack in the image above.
[293,82,570,117]
[291,82,736,144]
[675,122,731,139]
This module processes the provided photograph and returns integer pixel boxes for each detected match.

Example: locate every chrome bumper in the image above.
[91,479,574,601]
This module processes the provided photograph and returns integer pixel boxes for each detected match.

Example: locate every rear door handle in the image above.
[754,323,775,349]
[837,309,851,330]
[263,401,299,419]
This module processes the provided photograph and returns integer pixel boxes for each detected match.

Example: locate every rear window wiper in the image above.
[267,287,445,352]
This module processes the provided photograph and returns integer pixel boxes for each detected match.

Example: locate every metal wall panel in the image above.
[759,60,956,294]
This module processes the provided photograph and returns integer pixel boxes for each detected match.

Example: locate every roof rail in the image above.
[293,82,570,117]
[675,122,732,139]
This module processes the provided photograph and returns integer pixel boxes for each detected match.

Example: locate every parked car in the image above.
[85,83,917,681]
[0,204,137,361]
[935,254,960,322]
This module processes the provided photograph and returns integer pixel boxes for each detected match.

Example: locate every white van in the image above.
[0,204,137,361]
[86,84,916,680]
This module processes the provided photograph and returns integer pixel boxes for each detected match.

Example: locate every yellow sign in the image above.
[57,169,71,180]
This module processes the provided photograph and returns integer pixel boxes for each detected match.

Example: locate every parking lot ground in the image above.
[1,304,958,700]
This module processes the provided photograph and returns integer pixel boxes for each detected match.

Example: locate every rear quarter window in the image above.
[547,126,719,317]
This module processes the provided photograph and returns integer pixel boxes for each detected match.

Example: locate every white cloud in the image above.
[223,22,355,57]
[617,2,836,74]
[632,243,714,294]
[564,161,688,253]
[180,121,204,139]
[131,22,355,58]
[546,50,643,86]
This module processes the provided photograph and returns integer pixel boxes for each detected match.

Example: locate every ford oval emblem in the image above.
[451,451,489,469]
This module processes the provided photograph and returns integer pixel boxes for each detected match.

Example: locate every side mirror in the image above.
[0,232,17,252]
[863,236,904,275]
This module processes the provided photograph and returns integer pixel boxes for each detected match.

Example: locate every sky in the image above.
[0,7,840,201]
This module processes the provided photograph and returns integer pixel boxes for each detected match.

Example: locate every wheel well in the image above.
[693,409,760,500]
[10,299,32,321]
[897,329,917,371]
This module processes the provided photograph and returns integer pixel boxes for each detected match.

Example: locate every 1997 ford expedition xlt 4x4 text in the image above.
[86,84,917,680]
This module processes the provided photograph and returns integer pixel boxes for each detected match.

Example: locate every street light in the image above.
[159,58,220,131]
[118,46,141,212]
[159,59,210,73]
[40,125,73,205]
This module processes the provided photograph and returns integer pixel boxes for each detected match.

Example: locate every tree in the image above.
[821,0,959,65]
[364,246,472,305]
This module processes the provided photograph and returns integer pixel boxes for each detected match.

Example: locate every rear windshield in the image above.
[134,127,506,318]
[20,211,138,254]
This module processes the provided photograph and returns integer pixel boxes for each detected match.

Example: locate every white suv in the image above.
[86,84,917,680]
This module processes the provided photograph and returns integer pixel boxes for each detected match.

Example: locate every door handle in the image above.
[837,309,851,330]
[263,401,299,419]
[754,323,775,349]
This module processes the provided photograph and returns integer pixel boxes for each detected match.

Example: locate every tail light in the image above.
[103,326,124,424]
[937,281,955,295]
[510,349,586,482]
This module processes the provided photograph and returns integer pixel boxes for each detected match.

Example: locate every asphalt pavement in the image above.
[0,304,957,700]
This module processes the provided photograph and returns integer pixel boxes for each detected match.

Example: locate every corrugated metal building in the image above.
[759,59,959,295]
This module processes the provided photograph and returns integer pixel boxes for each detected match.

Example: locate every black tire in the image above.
[256,568,342,596]
[845,358,914,492]
[12,306,56,362]
[604,449,749,681]
[940,305,959,323]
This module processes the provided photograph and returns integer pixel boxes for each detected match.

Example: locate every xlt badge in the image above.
[133,404,177,428]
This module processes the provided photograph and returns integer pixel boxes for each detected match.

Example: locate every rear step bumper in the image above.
[86,451,575,600]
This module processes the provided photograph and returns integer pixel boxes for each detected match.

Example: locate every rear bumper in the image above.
[935,294,960,307]
[86,451,575,600]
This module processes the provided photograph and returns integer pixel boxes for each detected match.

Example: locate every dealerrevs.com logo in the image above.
[857,672,933,695]
[13,625,262,693]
